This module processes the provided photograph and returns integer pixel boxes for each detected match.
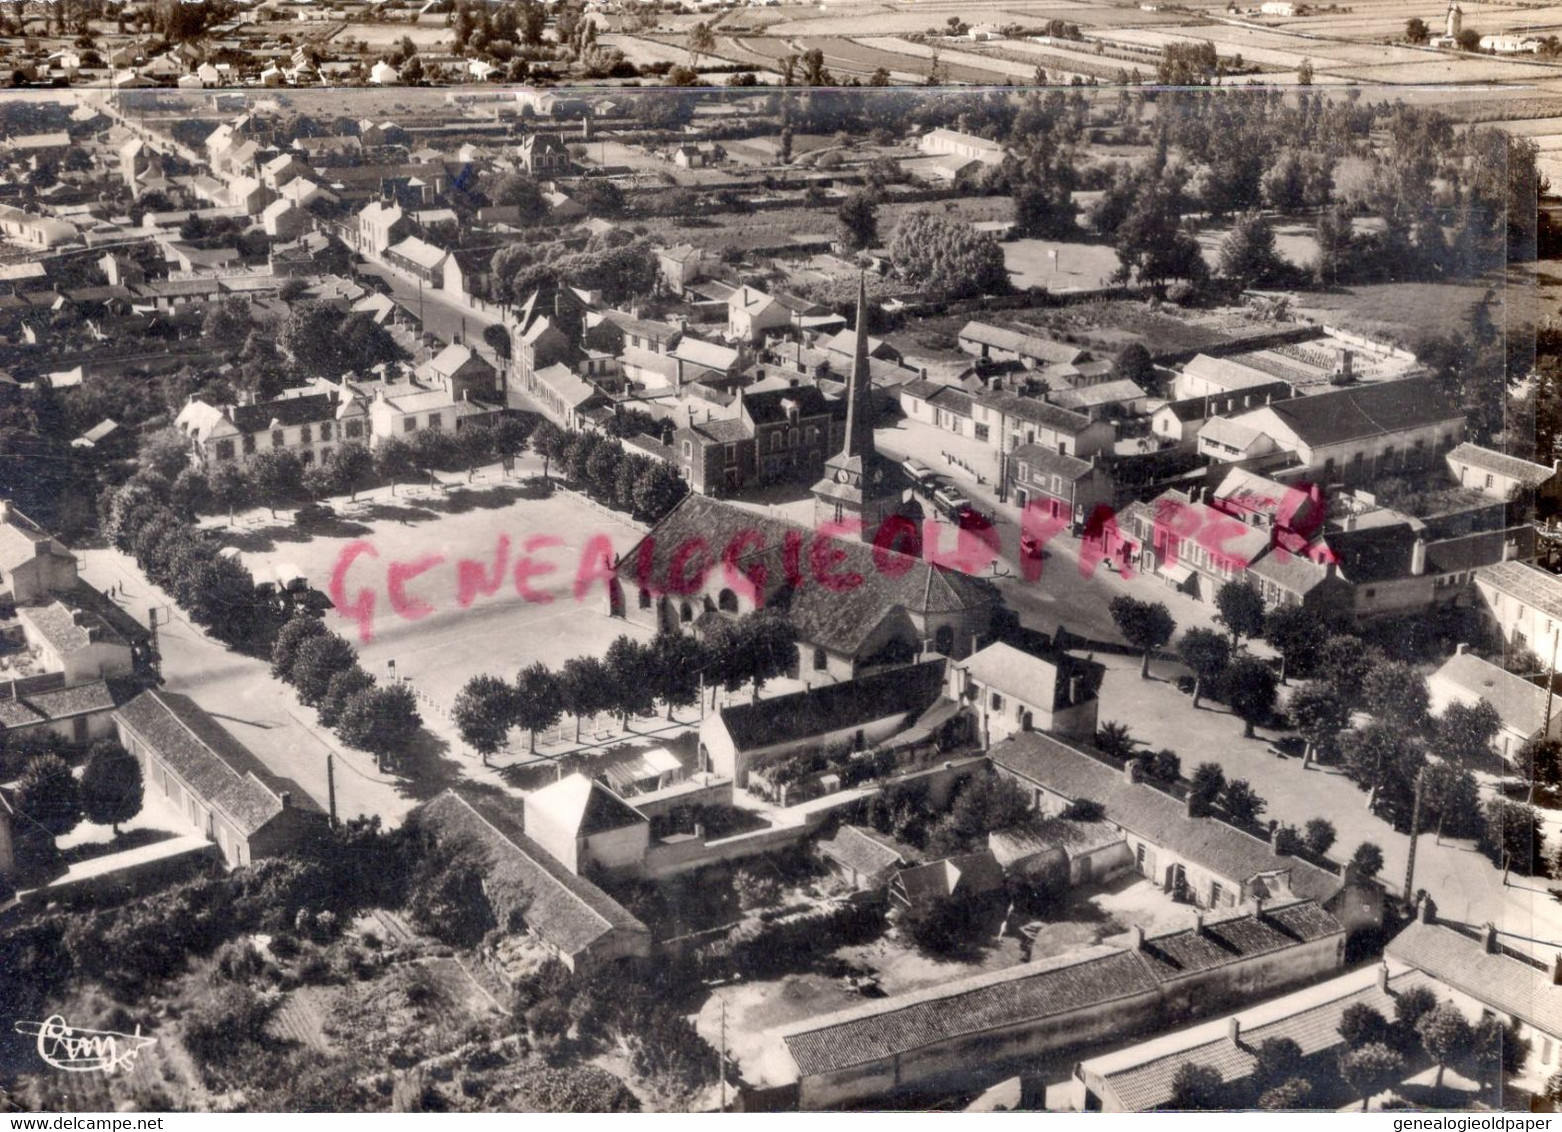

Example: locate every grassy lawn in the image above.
[1004,238,1121,293]
[1291,279,1497,348]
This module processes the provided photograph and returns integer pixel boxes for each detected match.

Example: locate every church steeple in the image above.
[840,272,873,459]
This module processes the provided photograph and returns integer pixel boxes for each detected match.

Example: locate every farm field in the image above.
[328,22,455,50]
[1328,58,1562,83]
[851,35,1051,80]
[1289,279,1497,347]
[1003,238,1121,291]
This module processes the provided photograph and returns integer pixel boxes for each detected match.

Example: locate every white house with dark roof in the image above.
[1008,443,1114,528]
[815,824,909,891]
[0,501,77,604]
[414,789,651,972]
[16,602,135,685]
[176,384,369,469]
[0,681,121,748]
[1173,354,1288,400]
[113,689,325,868]
[727,285,791,344]
[1474,559,1562,653]
[1429,645,1557,765]
[383,235,449,286]
[958,321,1083,370]
[1446,442,1556,501]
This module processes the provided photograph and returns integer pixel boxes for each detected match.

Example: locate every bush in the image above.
[183,983,278,1071]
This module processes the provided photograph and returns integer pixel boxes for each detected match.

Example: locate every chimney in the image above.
[1552,954,1562,987]
[1132,924,1145,950]
[1411,537,1426,577]
[1341,349,1354,380]
[1185,792,1198,818]
[1483,923,1499,954]
[1227,1017,1241,1046]
[1253,895,1266,921]
[1377,963,1391,993]
[280,790,291,807]
[1418,894,1438,924]
[1124,759,1141,784]
[1456,642,1469,655]
[1068,675,1081,705]
[1193,911,1205,935]
[1270,825,1285,856]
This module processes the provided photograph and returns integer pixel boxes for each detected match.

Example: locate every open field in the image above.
[1289,279,1496,346]
[1004,238,1121,291]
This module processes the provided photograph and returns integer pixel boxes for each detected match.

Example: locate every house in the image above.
[71,419,127,456]
[1071,960,1451,1112]
[518,133,570,176]
[383,235,448,286]
[261,198,309,241]
[1050,379,1149,420]
[699,661,950,787]
[543,190,585,222]
[1008,445,1114,530]
[671,386,842,496]
[113,690,326,868]
[756,900,1344,1109]
[356,199,412,254]
[175,386,370,469]
[890,849,1003,907]
[260,152,309,190]
[523,773,650,877]
[411,789,653,973]
[980,391,1116,459]
[417,342,498,401]
[949,641,1102,746]
[958,321,1083,370]
[898,381,981,441]
[0,502,79,604]
[1173,355,1290,401]
[368,60,399,84]
[363,376,499,443]
[988,816,1130,887]
[1125,489,1274,603]
[0,681,122,749]
[1201,378,1465,483]
[991,731,1345,910]
[816,824,909,891]
[1428,645,1556,764]
[1446,442,1556,501]
[16,600,136,685]
[1386,897,1562,1094]
[615,497,999,677]
[918,128,1006,167]
[441,247,497,301]
[1474,559,1562,653]
[530,363,606,431]
[7,133,71,165]
[657,243,711,293]
[0,206,77,250]
[727,286,792,343]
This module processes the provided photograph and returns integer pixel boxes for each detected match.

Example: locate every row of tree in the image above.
[528,420,690,525]
[271,614,422,771]
[9,743,145,876]
[453,614,798,762]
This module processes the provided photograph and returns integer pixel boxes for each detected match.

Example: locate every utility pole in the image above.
[1402,767,1424,902]
[719,997,728,1113]
[326,752,338,830]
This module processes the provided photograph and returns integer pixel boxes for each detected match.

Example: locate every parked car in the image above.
[295,501,334,524]
[931,481,972,519]
[902,457,936,494]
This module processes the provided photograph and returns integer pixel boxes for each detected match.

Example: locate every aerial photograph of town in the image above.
[0,0,1560,1117]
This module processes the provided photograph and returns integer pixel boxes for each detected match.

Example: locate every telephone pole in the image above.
[1402,768,1425,902]
[326,752,338,830]
[719,998,728,1113]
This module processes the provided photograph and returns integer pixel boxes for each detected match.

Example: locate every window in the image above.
[215,438,235,460]
[1210,881,1224,906]
[242,434,256,455]
[725,444,736,465]
[345,420,363,439]
[300,424,312,443]
[682,440,692,458]
[428,414,443,430]
[990,692,1004,711]
[1486,473,1495,489]
[1365,587,1376,598]
[813,647,827,671]
[272,429,284,448]
[638,588,651,609]
[404,418,417,433]
[321,447,331,463]
[320,421,332,442]
[300,450,314,466]
[975,424,989,442]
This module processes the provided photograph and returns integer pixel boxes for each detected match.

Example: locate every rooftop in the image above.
[717,661,948,753]
[1475,560,1562,622]
[1429,650,1548,738]
[1387,915,1562,1039]
[1447,442,1556,489]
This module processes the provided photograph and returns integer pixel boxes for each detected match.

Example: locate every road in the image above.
[360,262,504,349]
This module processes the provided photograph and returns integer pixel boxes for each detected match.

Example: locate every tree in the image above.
[272,613,327,681]
[1406,16,1430,43]
[1422,761,1483,841]
[1151,749,1181,783]
[485,173,547,224]
[1473,1017,1529,1097]
[1096,721,1136,761]
[329,442,376,502]
[1112,343,1154,386]
[1288,682,1350,765]
[1303,817,1336,858]
[1392,985,1439,1043]
[453,674,518,764]
[901,892,984,957]
[1189,762,1226,816]
[1517,735,1562,789]
[1340,1003,1392,1050]
[1214,581,1266,646]
[209,461,252,524]
[733,864,781,912]
[1220,657,1278,739]
[290,633,359,707]
[514,662,563,752]
[1350,841,1385,879]
[488,415,531,475]
[374,436,418,496]
[1481,797,1546,875]
[1112,172,1207,290]
[320,666,375,730]
[15,754,81,838]
[1456,27,1479,51]
[1219,778,1266,825]
[80,741,142,836]
[1362,661,1430,733]
[1166,1062,1223,1110]
[336,684,422,771]
[1218,211,1285,289]
[648,632,704,719]
[1317,636,1384,708]
[170,467,212,520]
[837,191,879,251]
[1109,596,1176,679]
[1257,1078,1312,1111]
[558,655,612,741]
[1252,1037,1303,1094]
[1060,798,1106,821]
[605,636,654,723]
[248,449,305,518]
[1340,1042,1403,1111]
[888,210,1009,300]
[138,427,191,482]
[633,461,689,523]
[1262,605,1325,684]
[688,20,716,67]
[1416,1002,1474,1088]
[739,611,797,698]
[1176,628,1230,708]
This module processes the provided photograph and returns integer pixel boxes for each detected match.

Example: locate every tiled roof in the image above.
[817,824,907,879]
[1430,651,1547,737]
[1258,377,1462,447]
[415,789,649,959]
[990,732,1341,903]
[0,507,59,571]
[1012,444,1095,482]
[717,661,947,752]
[954,641,1100,712]
[958,321,1082,365]
[1131,900,1343,983]
[979,391,1094,434]
[1476,560,1562,622]
[231,391,337,434]
[533,364,599,409]
[1179,354,1281,392]
[988,816,1124,866]
[894,849,1002,902]
[1387,917,1562,1037]
[741,385,835,426]
[779,945,1158,1078]
[1426,527,1534,577]
[19,679,118,721]
[1448,442,1556,488]
[618,497,996,658]
[386,236,448,271]
[114,690,308,836]
[1051,379,1146,411]
[17,601,124,657]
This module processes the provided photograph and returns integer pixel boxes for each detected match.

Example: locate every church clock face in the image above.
[871,469,884,484]
[835,469,850,484]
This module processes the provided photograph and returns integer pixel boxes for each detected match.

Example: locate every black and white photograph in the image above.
[0,0,1555,1115]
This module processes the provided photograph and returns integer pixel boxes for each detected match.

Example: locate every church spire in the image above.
[841,272,873,458]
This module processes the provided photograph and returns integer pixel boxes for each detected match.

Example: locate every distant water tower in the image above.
[1446,1,1462,39]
